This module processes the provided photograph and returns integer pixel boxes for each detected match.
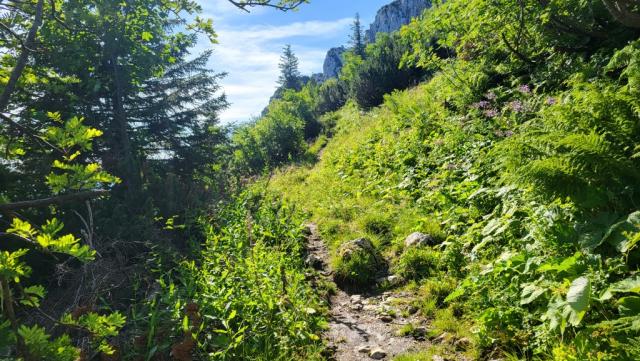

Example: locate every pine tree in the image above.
[278,44,301,90]
[350,13,366,57]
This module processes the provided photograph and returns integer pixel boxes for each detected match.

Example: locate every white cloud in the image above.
[195,8,352,124]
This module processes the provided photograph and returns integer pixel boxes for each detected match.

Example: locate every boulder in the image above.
[404,232,436,248]
[334,238,387,289]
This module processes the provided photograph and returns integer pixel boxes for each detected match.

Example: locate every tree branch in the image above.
[227,0,306,13]
[501,33,535,65]
[0,112,64,153]
[602,0,640,28]
[0,190,110,212]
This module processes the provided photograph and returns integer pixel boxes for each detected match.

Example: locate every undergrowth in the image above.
[129,190,326,361]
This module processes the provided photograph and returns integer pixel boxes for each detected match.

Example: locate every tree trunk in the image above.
[0,0,45,113]
[1,276,31,361]
[110,56,142,196]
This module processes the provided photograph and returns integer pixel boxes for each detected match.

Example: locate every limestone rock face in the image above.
[365,0,432,43]
[322,46,346,80]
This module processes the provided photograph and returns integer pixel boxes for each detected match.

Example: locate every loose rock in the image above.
[455,337,472,350]
[404,232,436,248]
[357,345,371,353]
[369,348,387,359]
[434,332,451,344]
[305,254,324,270]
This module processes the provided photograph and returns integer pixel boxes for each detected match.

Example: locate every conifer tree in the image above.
[278,44,301,90]
[350,13,366,57]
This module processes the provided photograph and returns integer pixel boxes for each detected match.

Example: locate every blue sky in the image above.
[195,0,391,124]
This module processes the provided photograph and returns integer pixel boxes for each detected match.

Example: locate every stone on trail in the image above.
[357,345,372,353]
[369,347,387,359]
[305,254,324,270]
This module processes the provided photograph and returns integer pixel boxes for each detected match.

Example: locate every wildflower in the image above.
[486,92,497,100]
[509,100,524,112]
[518,84,531,94]
[484,109,498,117]
[471,100,490,109]
[545,97,557,105]
[504,130,514,137]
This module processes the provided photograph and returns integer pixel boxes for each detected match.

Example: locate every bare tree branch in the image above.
[227,0,306,13]
[0,190,110,212]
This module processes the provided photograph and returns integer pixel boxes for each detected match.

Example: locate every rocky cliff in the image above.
[365,0,432,43]
[322,46,346,81]
[320,0,431,81]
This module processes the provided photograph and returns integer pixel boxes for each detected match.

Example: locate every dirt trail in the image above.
[306,223,430,361]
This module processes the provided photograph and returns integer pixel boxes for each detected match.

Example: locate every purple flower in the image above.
[486,92,497,100]
[545,97,557,105]
[484,109,498,118]
[494,129,514,138]
[509,100,524,112]
[472,100,490,109]
[518,84,531,94]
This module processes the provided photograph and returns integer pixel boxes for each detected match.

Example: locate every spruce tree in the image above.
[278,44,301,90]
[350,13,366,57]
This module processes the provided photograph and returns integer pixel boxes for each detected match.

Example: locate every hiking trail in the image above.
[305,222,431,360]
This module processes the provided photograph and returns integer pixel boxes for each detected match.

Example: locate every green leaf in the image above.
[601,211,640,253]
[566,276,591,326]
[538,252,581,274]
[617,296,640,317]
[141,31,153,41]
[600,276,640,300]
[520,283,547,305]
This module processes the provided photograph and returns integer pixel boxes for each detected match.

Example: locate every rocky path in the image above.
[305,223,431,361]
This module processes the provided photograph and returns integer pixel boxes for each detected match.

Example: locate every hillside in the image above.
[2,0,640,360]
